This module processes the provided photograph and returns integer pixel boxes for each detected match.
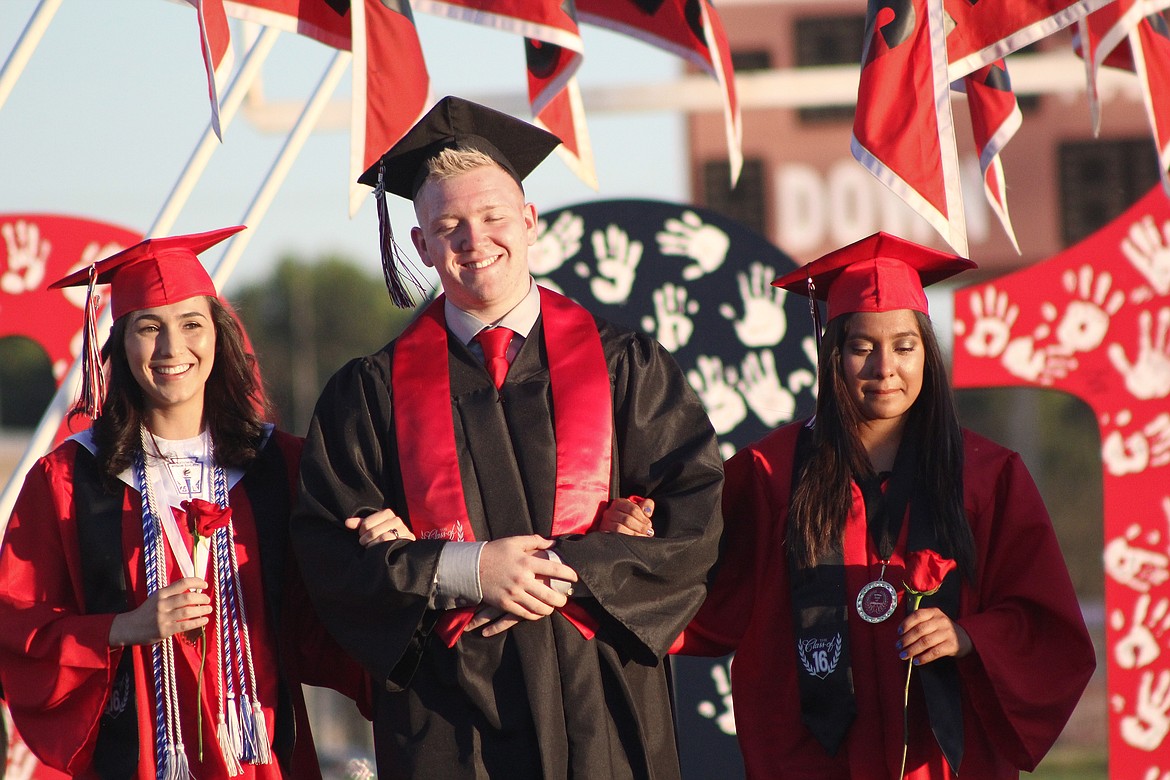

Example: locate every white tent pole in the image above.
[212,49,351,286]
[0,0,62,113]
[0,25,282,535]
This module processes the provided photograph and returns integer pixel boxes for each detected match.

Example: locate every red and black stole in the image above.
[392,286,613,646]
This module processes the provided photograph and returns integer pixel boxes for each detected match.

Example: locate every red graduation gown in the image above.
[677,421,1095,779]
[0,431,368,778]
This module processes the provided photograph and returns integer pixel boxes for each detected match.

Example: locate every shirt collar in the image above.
[71,423,274,492]
[445,277,541,346]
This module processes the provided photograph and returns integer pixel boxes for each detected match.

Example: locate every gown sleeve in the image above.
[0,447,123,773]
[671,443,771,656]
[292,354,447,687]
[552,332,725,660]
[672,424,799,657]
[954,436,1096,771]
[265,431,373,719]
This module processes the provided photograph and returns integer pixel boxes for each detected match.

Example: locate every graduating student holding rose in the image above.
[0,229,375,779]
[603,233,1096,779]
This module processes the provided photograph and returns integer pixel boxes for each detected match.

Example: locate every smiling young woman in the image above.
[0,228,374,779]
[122,298,217,436]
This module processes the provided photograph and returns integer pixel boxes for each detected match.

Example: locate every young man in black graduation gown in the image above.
[291,97,724,779]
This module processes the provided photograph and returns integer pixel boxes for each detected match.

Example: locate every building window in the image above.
[794,15,866,124]
[703,158,766,236]
[1059,139,1159,246]
[1004,43,1043,114]
[732,50,771,72]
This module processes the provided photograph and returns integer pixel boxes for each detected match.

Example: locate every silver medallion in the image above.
[856,579,898,623]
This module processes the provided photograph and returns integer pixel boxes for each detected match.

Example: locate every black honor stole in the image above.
[787,427,965,773]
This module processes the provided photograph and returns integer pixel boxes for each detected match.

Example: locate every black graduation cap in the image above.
[358,96,563,308]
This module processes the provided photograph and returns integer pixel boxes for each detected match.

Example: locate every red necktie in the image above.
[475,327,514,389]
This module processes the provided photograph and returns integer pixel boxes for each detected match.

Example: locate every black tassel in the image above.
[807,275,823,362]
[375,163,427,309]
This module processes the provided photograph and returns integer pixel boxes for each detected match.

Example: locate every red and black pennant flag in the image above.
[224,0,351,47]
[961,59,1022,251]
[853,0,1110,254]
[578,0,741,184]
[351,0,432,213]
[413,0,595,186]
[853,0,967,253]
[223,0,431,214]
[186,0,235,140]
[1078,2,1170,192]
[944,0,1113,76]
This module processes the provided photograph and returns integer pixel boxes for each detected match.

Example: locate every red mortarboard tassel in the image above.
[77,264,107,420]
[375,162,427,309]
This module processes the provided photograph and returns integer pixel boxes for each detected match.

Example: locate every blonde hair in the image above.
[423,147,521,191]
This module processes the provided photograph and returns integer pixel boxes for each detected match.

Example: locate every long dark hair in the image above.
[787,310,976,580]
[76,296,270,487]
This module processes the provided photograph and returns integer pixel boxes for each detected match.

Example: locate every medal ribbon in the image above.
[394,287,613,647]
[788,426,964,769]
[788,428,917,755]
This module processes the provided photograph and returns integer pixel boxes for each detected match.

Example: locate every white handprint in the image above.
[1114,594,1170,670]
[656,211,730,281]
[718,262,787,347]
[1145,415,1170,468]
[1105,523,1170,592]
[346,759,377,780]
[1110,308,1170,400]
[641,283,698,353]
[687,355,747,435]
[1103,413,1170,476]
[1053,265,1124,353]
[738,350,796,426]
[60,241,121,310]
[1104,428,1152,476]
[529,211,583,276]
[1122,670,1170,751]
[1144,768,1170,780]
[696,659,736,736]
[1123,215,1170,295]
[1,219,50,294]
[586,224,643,304]
[788,336,819,398]
[960,286,1018,358]
[1001,336,1076,385]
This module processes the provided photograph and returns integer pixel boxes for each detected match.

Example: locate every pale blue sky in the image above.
[0,0,688,292]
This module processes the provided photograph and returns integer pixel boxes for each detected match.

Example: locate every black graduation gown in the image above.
[292,313,724,780]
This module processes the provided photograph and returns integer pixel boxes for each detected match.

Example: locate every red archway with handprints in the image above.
[952,185,1170,778]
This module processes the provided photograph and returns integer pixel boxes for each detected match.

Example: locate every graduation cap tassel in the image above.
[375,163,427,309]
[77,264,107,420]
[807,276,823,362]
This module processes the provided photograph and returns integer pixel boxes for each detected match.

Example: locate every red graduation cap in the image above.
[772,232,976,321]
[49,225,244,419]
[50,225,243,320]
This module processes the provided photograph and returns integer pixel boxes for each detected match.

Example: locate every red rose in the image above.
[183,498,232,539]
[903,549,956,596]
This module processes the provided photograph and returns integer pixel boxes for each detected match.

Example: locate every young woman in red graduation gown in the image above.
[604,233,1096,779]
[0,228,372,779]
